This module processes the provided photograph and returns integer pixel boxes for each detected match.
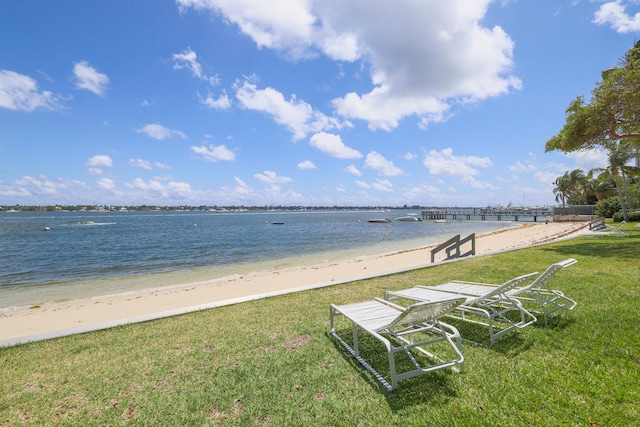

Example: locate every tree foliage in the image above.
[546,42,640,221]
[546,41,640,153]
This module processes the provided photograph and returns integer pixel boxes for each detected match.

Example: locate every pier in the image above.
[422,207,553,222]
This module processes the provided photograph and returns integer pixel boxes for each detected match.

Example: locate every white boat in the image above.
[395,214,422,222]
[434,219,450,223]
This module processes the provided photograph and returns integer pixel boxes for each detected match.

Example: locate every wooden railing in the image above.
[431,233,476,263]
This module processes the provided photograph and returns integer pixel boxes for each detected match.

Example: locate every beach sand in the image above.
[0,222,588,346]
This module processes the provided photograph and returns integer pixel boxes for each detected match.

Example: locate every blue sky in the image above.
[1,1,638,207]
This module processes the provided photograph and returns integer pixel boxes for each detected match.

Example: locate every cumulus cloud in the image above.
[137,123,187,140]
[126,178,194,199]
[177,0,316,59]
[364,151,403,176]
[200,92,231,109]
[564,148,609,172]
[97,177,118,191]
[345,164,362,176]
[508,161,536,173]
[72,61,109,96]
[423,148,492,177]
[298,160,317,169]
[461,175,498,190]
[235,80,342,140]
[191,144,236,162]
[254,170,292,184]
[309,132,362,159]
[371,178,393,192]
[593,1,640,33]
[179,0,520,130]
[0,69,63,111]
[87,155,113,167]
[129,158,153,170]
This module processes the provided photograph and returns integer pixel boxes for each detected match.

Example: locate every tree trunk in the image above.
[611,170,629,222]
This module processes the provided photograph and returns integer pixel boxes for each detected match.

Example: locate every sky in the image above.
[1,0,639,208]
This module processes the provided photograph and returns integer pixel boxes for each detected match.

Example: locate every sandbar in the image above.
[0,222,588,346]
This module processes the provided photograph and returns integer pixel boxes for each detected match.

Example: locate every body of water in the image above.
[0,209,524,309]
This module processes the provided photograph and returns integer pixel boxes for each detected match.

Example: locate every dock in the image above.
[422,207,553,222]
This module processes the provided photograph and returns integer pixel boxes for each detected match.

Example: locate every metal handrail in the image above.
[588,217,606,231]
[431,233,475,263]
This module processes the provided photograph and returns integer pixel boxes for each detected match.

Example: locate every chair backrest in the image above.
[479,272,539,300]
[376,297,465,333]
[512,258,577,294]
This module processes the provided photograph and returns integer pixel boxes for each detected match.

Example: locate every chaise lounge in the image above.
[385,272,539,345]
[329,297,466,391]
[425,259,577,325]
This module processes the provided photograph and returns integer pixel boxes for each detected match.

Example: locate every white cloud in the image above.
[191,144,236,162]
[508,161,536,173]
[254,170,292,184]
[461,175,498,190]
[97,177,117,191]
[593,1,640,33]
[136,123,187,140]
[177,0,316,59]
[126,178,194,199]
[155,162,172,169]
[355,180,370,189]
[72,61,109,96]
[87,168,104,175]
[180,1,520,130]
[129,158,153,170]
[309,132,362,159]
[298,160,317,169]
[235,80,342,140]
[173,47,220,85]
[87,155,113,168]
[15,175,62,196]
[364,151,403,176]
[564,148,608,172]
[200,92,231,109]
[423,148,492,177]
[345,164,362,176]
[0,69,63,111]
[404,152,418,161]
[371,178,393,192]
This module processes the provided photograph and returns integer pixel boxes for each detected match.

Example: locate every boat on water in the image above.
[434,219,450,223]
[368,218,392,223]
[395,214,422,222]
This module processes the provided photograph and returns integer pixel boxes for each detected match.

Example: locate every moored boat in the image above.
[368,218,391,223]
[395,214,422,222]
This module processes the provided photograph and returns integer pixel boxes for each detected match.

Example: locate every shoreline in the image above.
[0,222,589,347]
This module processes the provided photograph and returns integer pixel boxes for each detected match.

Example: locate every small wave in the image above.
[70,221,117,226]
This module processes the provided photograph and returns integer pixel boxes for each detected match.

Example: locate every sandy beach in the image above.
[0,222,588,346]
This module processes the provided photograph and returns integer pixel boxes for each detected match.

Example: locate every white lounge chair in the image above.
[594,221,630,238]
[329,297,466,391]
[428,259,577,325]
[385,272,539,345]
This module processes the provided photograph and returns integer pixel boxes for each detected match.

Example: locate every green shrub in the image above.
[596,196,621,218]
[613,210,640,222]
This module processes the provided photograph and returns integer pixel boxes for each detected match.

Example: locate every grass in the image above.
[1,224,639,426]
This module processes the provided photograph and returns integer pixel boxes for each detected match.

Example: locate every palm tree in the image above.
[553,172,571,210]
[586,169,617,202]
[567,169,587,204]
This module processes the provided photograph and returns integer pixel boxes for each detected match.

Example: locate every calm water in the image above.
[0,209,520,309]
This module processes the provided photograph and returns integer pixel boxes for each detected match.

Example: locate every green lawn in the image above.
[1,226,638,426]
